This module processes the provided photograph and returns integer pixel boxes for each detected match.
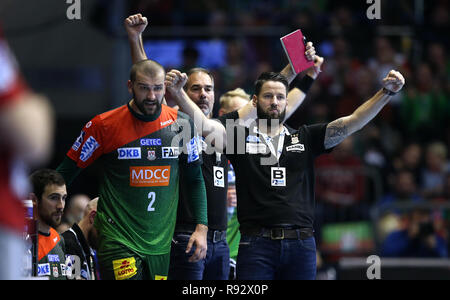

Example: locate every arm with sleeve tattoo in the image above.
[324,70,405,149]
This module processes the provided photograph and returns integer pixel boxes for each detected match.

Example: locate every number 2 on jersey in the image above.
[147,192,156,212]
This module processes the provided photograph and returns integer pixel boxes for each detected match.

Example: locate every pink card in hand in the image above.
[280,29,314,74]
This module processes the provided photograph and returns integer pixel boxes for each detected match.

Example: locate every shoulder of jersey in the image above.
[173,108,192,121]
[96,104,130,127]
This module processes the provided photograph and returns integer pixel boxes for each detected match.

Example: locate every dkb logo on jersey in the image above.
[117,147,141,160]
[37,263,51,277]
[130,166,171,187]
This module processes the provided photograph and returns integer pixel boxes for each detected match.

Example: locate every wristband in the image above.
[382,87,397,96]
[292,75,315,94]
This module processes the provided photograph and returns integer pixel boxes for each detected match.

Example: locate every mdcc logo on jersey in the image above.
[130,166,171,187]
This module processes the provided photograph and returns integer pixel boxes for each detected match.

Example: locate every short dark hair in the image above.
[30,169,66,201]
[129,59,165,82]
[254,72,289,97]
[185,67,215,89]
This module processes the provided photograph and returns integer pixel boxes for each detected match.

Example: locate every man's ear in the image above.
[127,80,133,94]
[252,95,257,107]
[30,193,38,206]
[89,210,97,225]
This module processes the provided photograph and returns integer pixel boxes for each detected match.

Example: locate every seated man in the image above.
[63,197,99,280]
[29,169,68,280]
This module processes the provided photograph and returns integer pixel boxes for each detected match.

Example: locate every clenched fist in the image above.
[165,70,188,94]
[382,70,405,94]
[124,14,148,39]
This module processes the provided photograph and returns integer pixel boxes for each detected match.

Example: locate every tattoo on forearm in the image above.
[324,118,348,149]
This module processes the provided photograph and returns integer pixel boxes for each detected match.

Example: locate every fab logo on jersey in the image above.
[130,166,171,187]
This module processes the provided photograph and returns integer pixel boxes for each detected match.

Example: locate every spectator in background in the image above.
[425,2,450,48]
[336,66,377,117]
[391,142,423,186]
[0,26,54,280]
[322,37,354,99]
[381,208,448,258]
[421,142,450,199]
[315,136,367,223]
[220,40,248,93]
[432,172,450,201]
[180,45,199,74]
[29,169,67,280]
[57,194,90,234]
[379,170,424,207]
[399,63,448,142]
[368,37,405,89]
[426,43,449,86]
[218,88,251,118]
[63,197,99,280]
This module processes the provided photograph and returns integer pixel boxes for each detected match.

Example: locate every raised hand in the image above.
[304,41,316,61]
[165,69,188,94]
[124,13,148,40]
[306,55,324,79]
[382,70,405,94]
[304,42,324,79]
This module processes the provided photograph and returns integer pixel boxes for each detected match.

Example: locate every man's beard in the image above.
[196,98,212,117]
[133,91,162,116]
[88,228,99,250]
[39,209,62,229]
[256,103,286,123]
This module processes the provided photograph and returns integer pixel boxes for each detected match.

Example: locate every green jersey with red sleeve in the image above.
[62,103,204,256]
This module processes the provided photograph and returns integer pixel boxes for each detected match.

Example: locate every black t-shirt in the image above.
[177,142,229,231]
[218,110,331,230]
[62,223,97,280]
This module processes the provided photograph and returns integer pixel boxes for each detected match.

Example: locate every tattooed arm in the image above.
[324,70,405,149]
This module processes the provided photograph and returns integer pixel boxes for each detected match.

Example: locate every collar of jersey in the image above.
[127,102,162,122]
